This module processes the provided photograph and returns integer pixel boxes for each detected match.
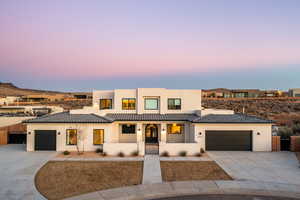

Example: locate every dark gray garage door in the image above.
[206,130,252,151]
[35,130,56,151]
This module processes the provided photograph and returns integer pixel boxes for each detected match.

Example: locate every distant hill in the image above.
[0,82,68,97]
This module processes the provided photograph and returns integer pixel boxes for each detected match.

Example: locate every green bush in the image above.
[161,151,169,157]
[179,151,187,157]
[278,126,293,139]
[95,148,103,153]
[200,148,205,154]
[292,123,300,134]
[63,150,70,155]
[118,152,125,157]
[194,152,202,157]
[131,150,139,156]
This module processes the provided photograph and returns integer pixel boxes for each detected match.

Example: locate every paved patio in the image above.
[208,151,300,185]
[0,144,55,200]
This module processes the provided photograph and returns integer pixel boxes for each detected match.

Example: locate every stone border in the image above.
[51,157,144,161]
[64,180,300,200]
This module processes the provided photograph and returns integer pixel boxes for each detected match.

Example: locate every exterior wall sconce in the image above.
[162,128,165,132]
[257,132,260,135]
[28,132,31,135]
[137,128,141,131]
[58,132,61,135]
[198,132,202,136]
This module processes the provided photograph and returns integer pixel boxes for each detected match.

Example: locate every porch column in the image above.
[136,123,143,142]
[160,123,167,143]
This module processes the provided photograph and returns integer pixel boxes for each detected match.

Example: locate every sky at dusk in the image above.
[0,0,300,91]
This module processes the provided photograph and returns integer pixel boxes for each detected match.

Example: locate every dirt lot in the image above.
[160,161,232,182]
[35,161,143,200]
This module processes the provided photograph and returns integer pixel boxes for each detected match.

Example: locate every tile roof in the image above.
[23,112,112,123]
[192,114,273,123]
[105,113,197,121]
[23,112,273,124]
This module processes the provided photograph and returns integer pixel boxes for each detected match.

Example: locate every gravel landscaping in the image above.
[35,161,143,200]
[160,161,232,182]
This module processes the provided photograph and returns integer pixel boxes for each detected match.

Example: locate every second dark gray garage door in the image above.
[35,130,56,151]
[206,130,252,151]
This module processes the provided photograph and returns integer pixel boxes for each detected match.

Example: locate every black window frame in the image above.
[144,98,159,110]
[121,124,136,134]
[122,98,136,110]
[99,99,112,110]
[66,129,77,145]
[168,98,181,110]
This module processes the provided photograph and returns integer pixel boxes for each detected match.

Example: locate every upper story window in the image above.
[167,123,184,134]
[168,98,181,110]
[66,129,77,145]
[100,99,112,109]
[144,98,159,110]
[121,124,136,134]
[122,98,136,110]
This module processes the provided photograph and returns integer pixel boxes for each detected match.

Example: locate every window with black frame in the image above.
[168,98,181,110]
[100,99,112,109]
[122,124,136,134]
[122,98,136,110]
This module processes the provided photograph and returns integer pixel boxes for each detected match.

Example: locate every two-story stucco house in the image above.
[24,88,273,155]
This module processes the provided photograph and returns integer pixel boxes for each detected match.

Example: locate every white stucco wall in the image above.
[194,123,272,151]
[159,142,200,156]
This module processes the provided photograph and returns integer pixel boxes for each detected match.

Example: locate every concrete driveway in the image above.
[0,144,55,200]
[208,151,300,185]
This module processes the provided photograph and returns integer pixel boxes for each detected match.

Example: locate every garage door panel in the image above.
[35,130,56,151]
[206,130,252,151]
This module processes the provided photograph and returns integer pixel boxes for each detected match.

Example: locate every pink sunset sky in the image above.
[0,0,300,91]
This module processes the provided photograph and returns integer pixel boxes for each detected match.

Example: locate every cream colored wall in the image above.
[88,88,202,115]
[0,117,33,128]
[194,123,272,151]
[26,123,113,152]
[159,142,200,156]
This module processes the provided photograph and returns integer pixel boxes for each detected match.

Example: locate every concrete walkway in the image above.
[0,144,55,200]
[142,155,162,184]
[208,151,300,185]
[64,180,300,200]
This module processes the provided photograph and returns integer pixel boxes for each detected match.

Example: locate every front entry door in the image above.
[145,124,158,143]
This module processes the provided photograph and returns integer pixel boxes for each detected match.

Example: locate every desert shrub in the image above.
[118,152,125,157]
[95,148,103,153]
[131,150,139,156]
[102,152,107,156]
[292,123,300,134]
[63,150,70,155]
[277,126,294,139]
[161,151,169,157]
[200,148,205,154]
[179,151,187,157]
[194,152,202,157]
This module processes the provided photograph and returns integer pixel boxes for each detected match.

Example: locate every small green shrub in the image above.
[95,148,103,153]
[194,152,202,157]
[200,148,205,154]
[131,150,139,156]
[278,126,293,139]
[292,123,300,134]
[179,151,187,157]
[161,151,169,157]
[63,150,70,155]
[118,152,125,157]
[102,152,107,156]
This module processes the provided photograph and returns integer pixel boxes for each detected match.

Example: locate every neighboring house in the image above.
[289,88,300,97]
[231,89,261,98]
[0,96,20,106]
[24,88,273,155]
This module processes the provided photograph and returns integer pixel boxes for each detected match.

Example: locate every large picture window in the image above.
[145,98,159,110]
[167,123,184,134]
[93,129,104,145]
[122,98,136,110]
[100,99,112,109]
[168,98,181,110]
[122,124,136,134]
[66,129,77,145]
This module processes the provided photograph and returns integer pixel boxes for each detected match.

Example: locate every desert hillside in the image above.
[203,98,300,126]
[0,82,67,96]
